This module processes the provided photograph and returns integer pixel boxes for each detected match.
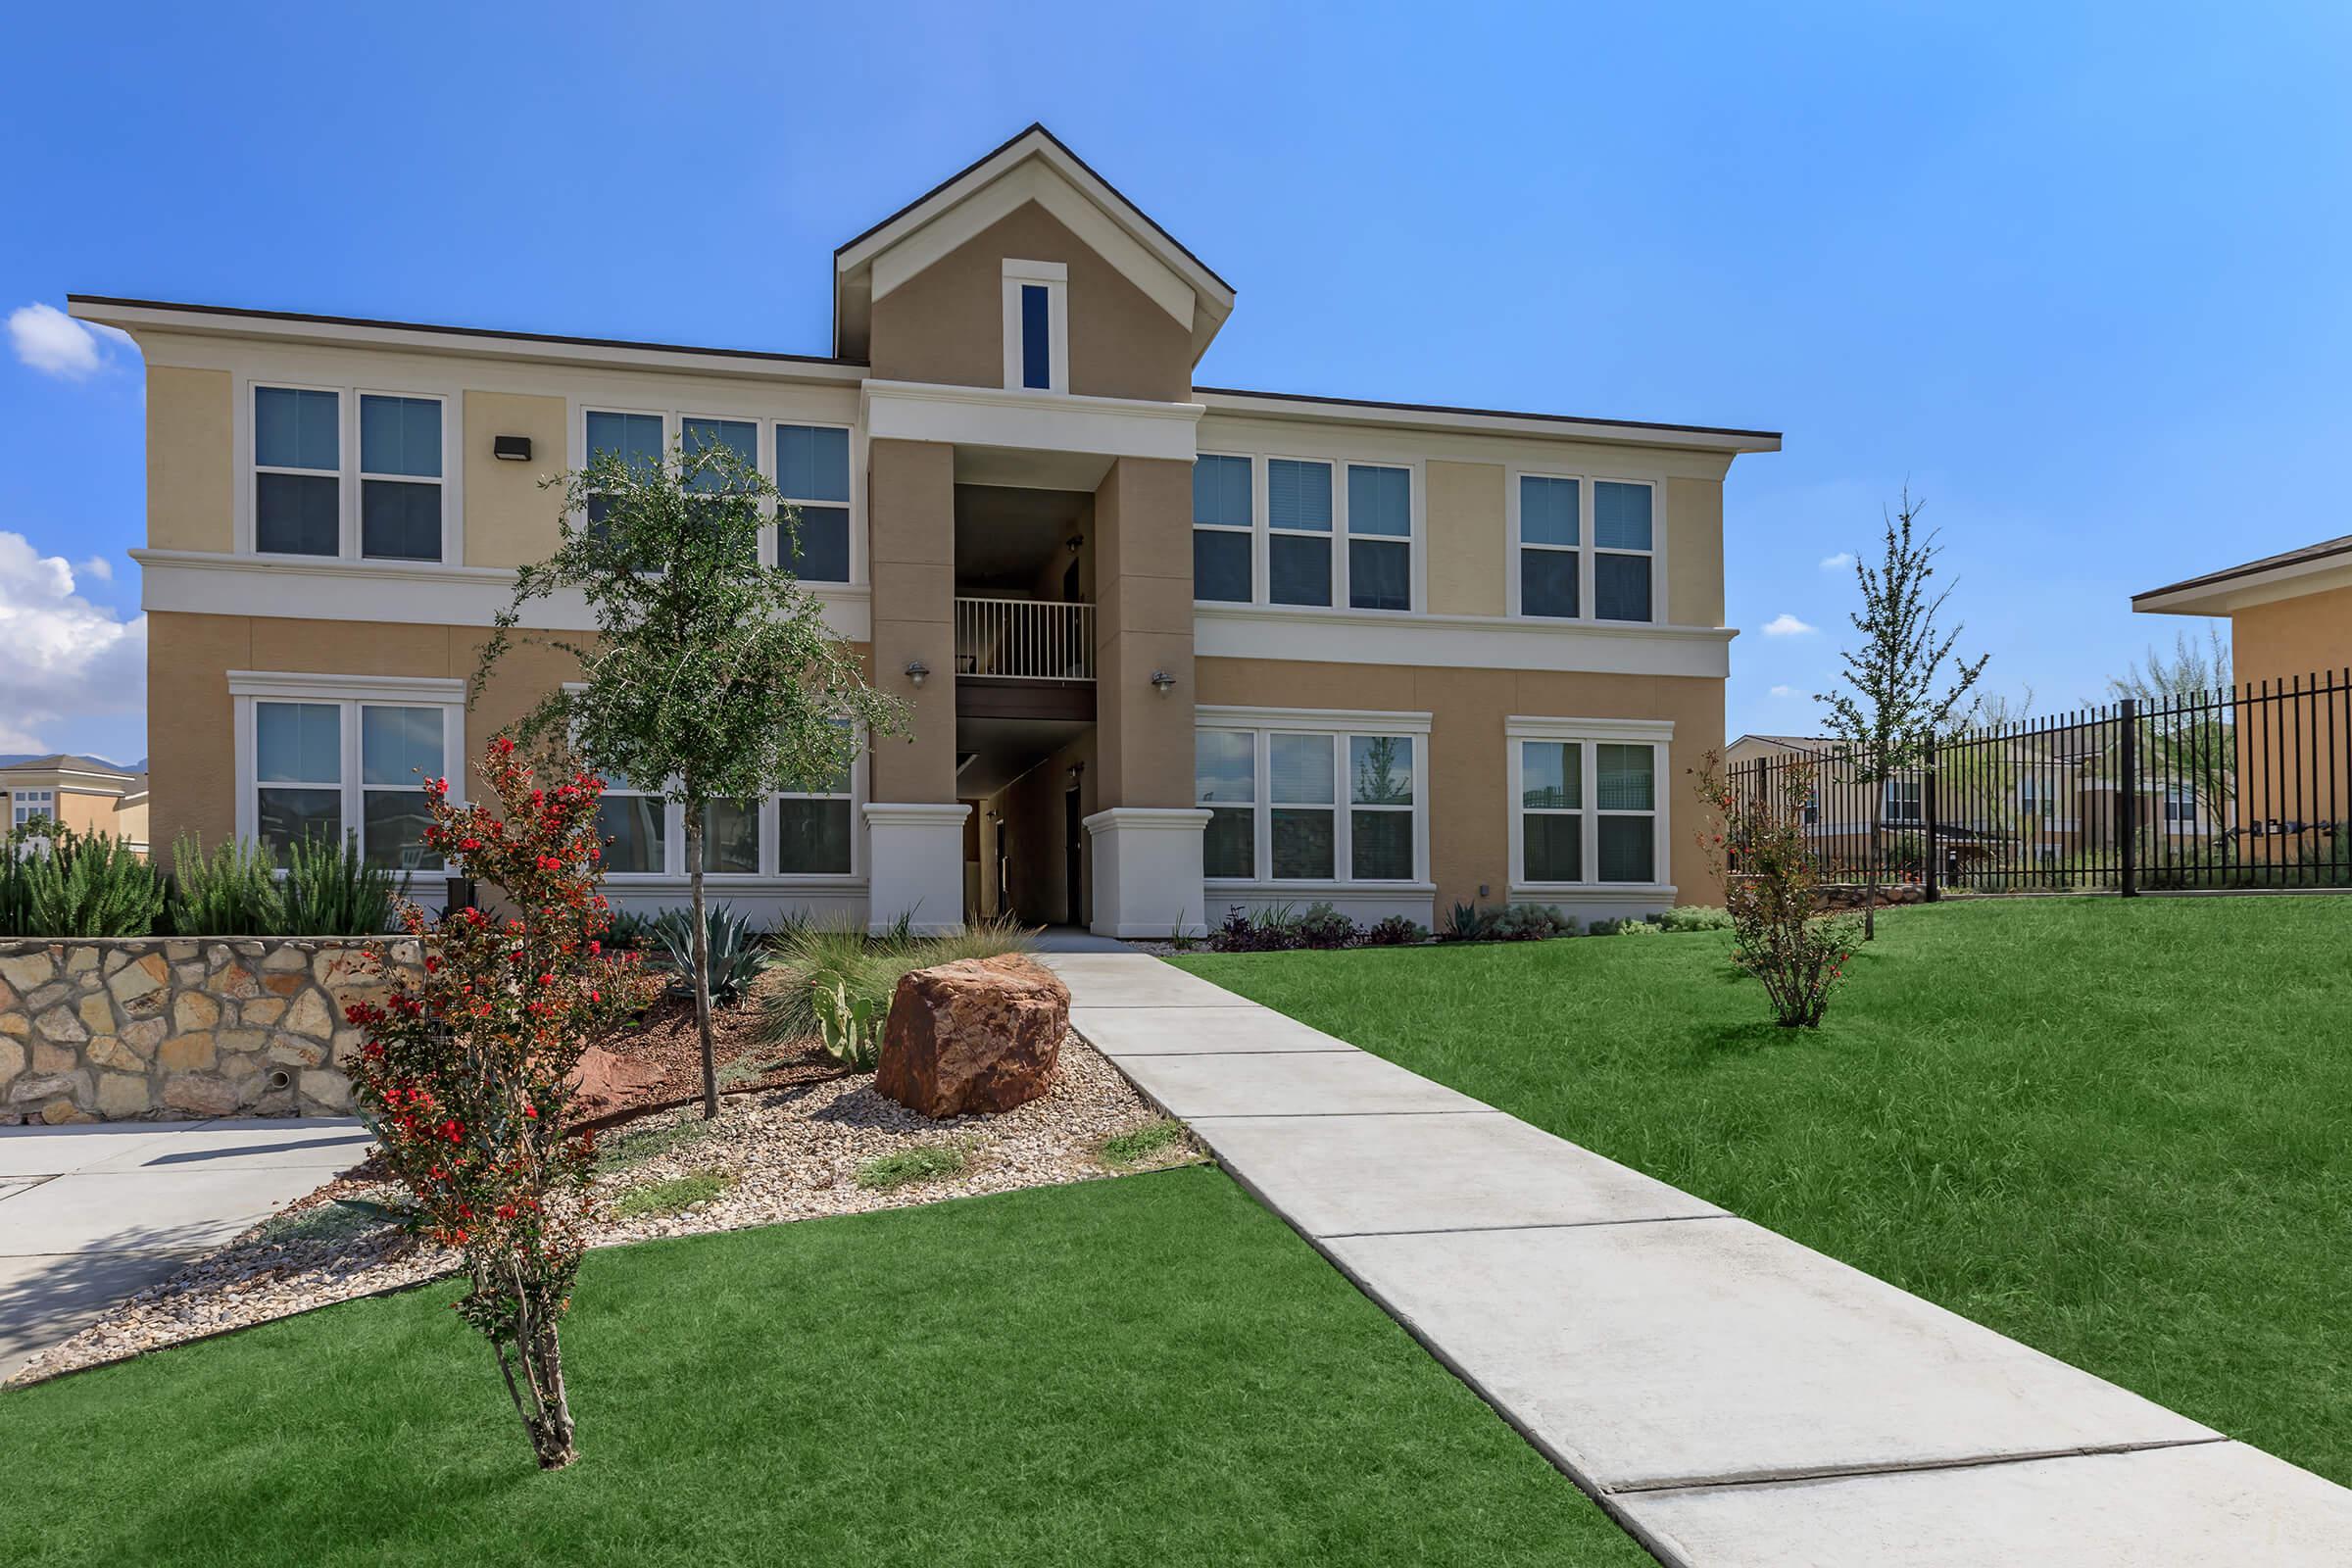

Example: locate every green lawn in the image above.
[1178,896,2352,1485]
[0,1167,1645,1568]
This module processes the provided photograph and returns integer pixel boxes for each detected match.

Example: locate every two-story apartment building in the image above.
[76,125,1776,937]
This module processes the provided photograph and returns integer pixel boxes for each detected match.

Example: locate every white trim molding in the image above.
[1001,259,1070,394]
[1196,605,1734,677]
[1083,807,1211,938]
[860,378,1202,465]
[863,802,972,934]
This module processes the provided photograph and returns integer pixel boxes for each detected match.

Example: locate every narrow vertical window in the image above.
[777,424,853,583]
[361,706,445,870]
[1267,460,1334,608]
[700,800,762,874]
[1594,744,1657,882]
[1020,284,1052,390]
[1518,475,1581,618]
[1196,730,1256,878]
[254,387,341,556]
[778,723,855,874]
[594,765,663,874]
[359,395,444,562]
[583,410,665,539]
[1269,733,1337,878]
[1348,736,1415,878]
[1346,466,1412,612]
[1192,454,1253,603]
[1592,481,1654,622]
[255,701,343,863]
[1520,741,1583,882]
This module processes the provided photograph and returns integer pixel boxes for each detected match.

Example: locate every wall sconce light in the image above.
[1151,669,1177,696]
[493,435,533,462]
[905,660,930,689]
[1066,534,1084,554]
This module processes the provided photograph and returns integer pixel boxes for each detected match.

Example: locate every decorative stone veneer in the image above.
[0,938,422,1125]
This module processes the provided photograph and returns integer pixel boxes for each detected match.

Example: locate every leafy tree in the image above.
[1817,490,1988,938]
[476,437,907,1117]
[2108,624,2234,848]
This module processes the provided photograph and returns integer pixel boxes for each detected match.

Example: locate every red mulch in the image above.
[568,994,847,1125]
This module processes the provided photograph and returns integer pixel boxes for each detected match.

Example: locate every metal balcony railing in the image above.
[954,597,1096,681]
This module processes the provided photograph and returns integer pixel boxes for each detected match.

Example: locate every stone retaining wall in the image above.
[0,938,421,1125]
[1812,882,1930,912]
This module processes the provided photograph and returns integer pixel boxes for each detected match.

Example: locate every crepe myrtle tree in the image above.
[475,436,908,1117]
[1817,490,1988,940]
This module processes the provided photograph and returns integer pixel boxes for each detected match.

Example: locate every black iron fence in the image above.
[1730,670,2352,896]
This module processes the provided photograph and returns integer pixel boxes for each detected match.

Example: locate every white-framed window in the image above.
[1884,776,1924,823]
[250,384,452,563]
[12,790,54,828]
[2019,775,2055,821]
[1509,471,1658,623]
[580,407,860,581]
[776,734,856,874]
[1192,453,1253,604]
[1507,718,1673,889]
[1002,259,1068,393]
[1196,707,1431,886]
[228,673,464,872]
[1191,452,1420,613]
[2164,782,2195,823]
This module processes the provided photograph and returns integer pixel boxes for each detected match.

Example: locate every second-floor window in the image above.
[1002,260,1067,393]
[584,411,855,581]
[1514,472,1656,623]
[254,386,447,562]
[1193,454,1252,603]
[1268,459,1333,607]
[777,424,852,583]
[1192,453,1418,613]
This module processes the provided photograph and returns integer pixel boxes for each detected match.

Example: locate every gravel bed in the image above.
[10,1030,1193,1386]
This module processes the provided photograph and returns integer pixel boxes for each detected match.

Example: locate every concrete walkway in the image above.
[1041,951,2352,1567]
[0,1117,371,1379]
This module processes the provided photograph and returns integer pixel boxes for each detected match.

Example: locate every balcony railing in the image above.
[955,597,1095,681]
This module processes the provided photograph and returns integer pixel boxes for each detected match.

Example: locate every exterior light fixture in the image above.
[493,435,533,462]
[1066,534,1084,554]
[1151,669,1176,695]
[905,660,930,689]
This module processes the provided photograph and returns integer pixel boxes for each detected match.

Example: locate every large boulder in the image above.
[876,956,1067,1118]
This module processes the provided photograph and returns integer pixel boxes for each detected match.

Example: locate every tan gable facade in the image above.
[78,124,1777,936]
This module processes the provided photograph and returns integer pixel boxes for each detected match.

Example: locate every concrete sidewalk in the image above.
[0,1117,372,1379]
[1041,951,2352,1567]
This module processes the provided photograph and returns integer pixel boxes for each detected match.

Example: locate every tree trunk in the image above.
[682,801,718,1119]
[1864,795,1882,942]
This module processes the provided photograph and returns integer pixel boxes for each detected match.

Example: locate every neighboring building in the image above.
[74,124,1777,936]
[0,756,150,855]
[2132,533,2352,691]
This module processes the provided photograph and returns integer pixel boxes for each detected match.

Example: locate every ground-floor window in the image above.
[231,674,463,871]
[1196,707,1430,886]
[1507,719,1672,890]
[589,730,861,883]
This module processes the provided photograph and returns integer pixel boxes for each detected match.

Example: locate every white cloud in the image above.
[1819,552,1854,571]
[1769,684,1794,698]
[78,555,113,582]
[1762,612,1817,637]
[0,531,146,752]
[7,303,134,379]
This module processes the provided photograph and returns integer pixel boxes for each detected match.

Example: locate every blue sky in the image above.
[5,1,2348,764]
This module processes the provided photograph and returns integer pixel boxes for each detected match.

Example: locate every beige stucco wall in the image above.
[1093,457,1196,810]
[1426,460,1505,616]
[867,439,956,803]
[2231,585,2352,689]
[869,199,1192,403]
[1666,476,1725,627]
[462,391,569,567]
[1196,657,1726,908]
[149,366,233,553]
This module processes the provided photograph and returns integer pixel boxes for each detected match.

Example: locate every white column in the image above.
[864,803,971,935]
[1083,807,1210,939]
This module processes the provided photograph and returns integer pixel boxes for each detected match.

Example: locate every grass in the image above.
[1098,1118,1190,1171]
[0,1169,1645,1567]
[610,1171,735,1219]
[759,915,1035,1047]
[854,1143,970,1191]
[594,1116,723,1176]
[1178,895,2352,1485]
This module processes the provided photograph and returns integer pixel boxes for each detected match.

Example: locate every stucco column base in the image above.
[1083,808,1211,938]
[864,803,972,935]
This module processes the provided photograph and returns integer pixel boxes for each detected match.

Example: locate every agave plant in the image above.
[650,903,768,1006]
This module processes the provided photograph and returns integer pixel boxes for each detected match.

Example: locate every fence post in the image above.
[2119,697,2139,898]
[1923,734,1940,903]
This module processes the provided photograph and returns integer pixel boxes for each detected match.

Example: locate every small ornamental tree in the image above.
[475,438,907,1118]
[1817,490,1988,940]
[345,737,660,1471]
[1693,751,1860,1028]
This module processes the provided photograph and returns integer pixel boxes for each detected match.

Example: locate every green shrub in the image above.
[17,827,166,937]
[650,904,767,1005]
[1297,902,1357,950]
[1655,905,1733,933]
[1362,914,1429,946]
[855,1143,968,1191]
[760,916,1034,1049]
[280,834,405,936]
[1490,904,1573,941]
[168,834,286,935]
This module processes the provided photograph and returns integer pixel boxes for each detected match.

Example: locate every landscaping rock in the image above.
[876,956,1068,1118]
[567,1045,667,1113]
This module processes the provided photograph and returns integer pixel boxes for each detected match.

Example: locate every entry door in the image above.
[1064,788,1085,926]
